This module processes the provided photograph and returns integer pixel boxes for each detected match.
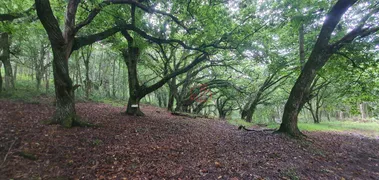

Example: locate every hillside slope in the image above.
[1,100,378,179]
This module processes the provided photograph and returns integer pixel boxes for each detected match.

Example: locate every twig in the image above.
[1,138,17,167]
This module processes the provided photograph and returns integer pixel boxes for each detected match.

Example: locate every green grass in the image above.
[266,121,379,136]
[0,79,54,103]
[228,118,379,136]
[267,121,379,132]
[228,119,255,127]
[91,98,126,107]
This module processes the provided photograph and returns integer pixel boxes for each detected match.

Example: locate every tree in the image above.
[80,45,93,99]
[0,33,14,90]
[34,0,145,127]
[278,0,379,137]
[0,3,35,91]
[117,1,245,115]
[120,28,209,115]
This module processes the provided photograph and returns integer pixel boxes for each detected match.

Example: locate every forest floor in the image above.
[1,97,379,180]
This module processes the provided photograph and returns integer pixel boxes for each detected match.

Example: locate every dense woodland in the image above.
[2,0,379,179]
[1,0,379,138]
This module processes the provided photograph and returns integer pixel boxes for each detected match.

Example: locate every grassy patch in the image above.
[228,119,254,127]
[267,121,379,136]
[92,98,126,107]
[227,117,379,136]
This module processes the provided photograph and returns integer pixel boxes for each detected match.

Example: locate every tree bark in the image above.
[245,89,263,122]
[83,57,90,99]
[123,46,144,116]
[45,52,50,94]
[0,33,15,90]
[36,44,46,91]
[359,103,366,119]
[167,78,176,111]
[13,63,17,81]
[35,0,79,127]
[277,0,358,137]
[112,57,116,97]
[0,62,3,93]
[51,47,77,127]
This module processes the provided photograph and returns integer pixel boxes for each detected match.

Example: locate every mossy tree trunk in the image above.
[0,33,15,90]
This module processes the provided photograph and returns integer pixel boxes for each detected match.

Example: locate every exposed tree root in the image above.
[238,125,277,132]
[125,109,145,116]
[273,129,307,139]
[171,111,209,119]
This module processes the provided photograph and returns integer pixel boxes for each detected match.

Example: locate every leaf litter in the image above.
[0,99,378,179]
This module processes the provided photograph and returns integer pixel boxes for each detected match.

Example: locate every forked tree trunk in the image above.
[123,46,144,116]
[36,0,79,127]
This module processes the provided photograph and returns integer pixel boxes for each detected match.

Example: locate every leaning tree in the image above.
[277,0,379,137]
[35,0,190,127]
[116,1,253,116]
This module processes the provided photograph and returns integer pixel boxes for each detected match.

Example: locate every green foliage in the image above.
[2,0,379,131]
[228,118,254,127]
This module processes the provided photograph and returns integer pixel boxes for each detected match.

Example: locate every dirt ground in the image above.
[1,99,378,179]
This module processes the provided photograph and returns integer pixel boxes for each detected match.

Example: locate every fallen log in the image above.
[238,125,276,132]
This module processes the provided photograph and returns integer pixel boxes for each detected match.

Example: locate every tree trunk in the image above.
[245,90,263,122]
[123,46,144,116]
[219,112,226,120]
[0,33,14,90]
[126,95,144,116]
[277,59,326,136]
[45,67,49,93]
[277,0,357,137]
[307,101,320,123]
[45,52,50,94]
[0,62,3,93]
[112,58,116,97]
[51,47,77,127]
[13,63,17,81]
[35,0,80,127]
[84,63,90,99]
[241,100,251,120]
[167,78,176,111]
[36,73,42,91]
[359,103,366,119]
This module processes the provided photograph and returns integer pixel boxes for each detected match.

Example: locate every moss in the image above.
[61,115,74,128]
[18,151,38,160]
